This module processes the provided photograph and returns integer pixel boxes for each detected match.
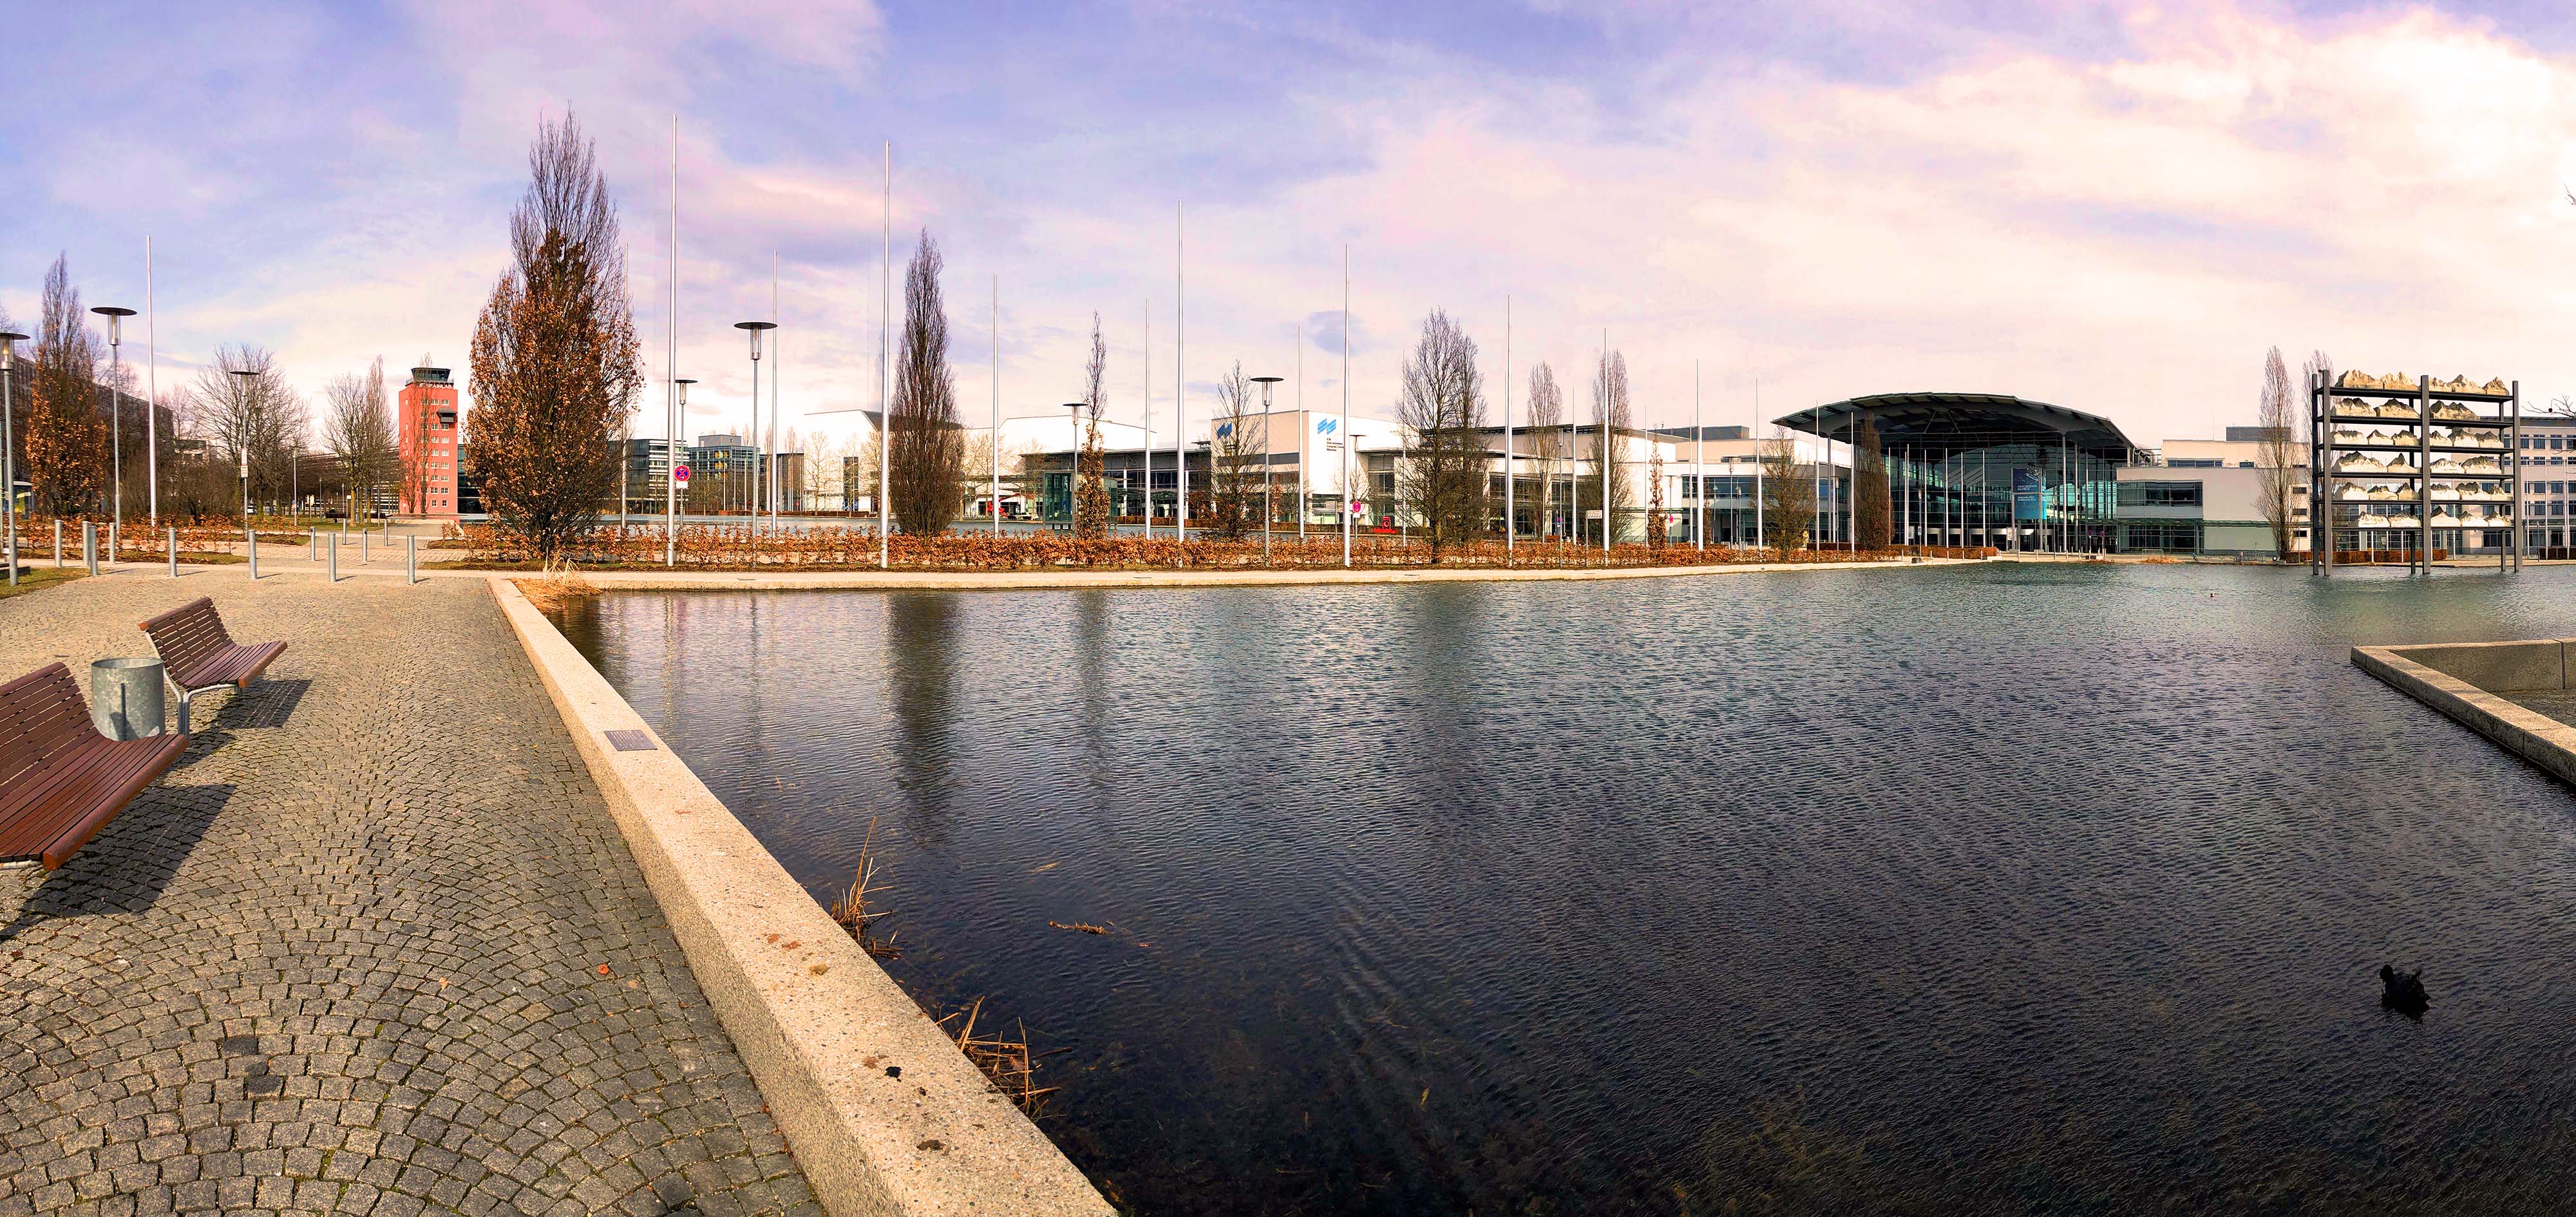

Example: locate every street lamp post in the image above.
[94,306,137,552]
[1063,403,1084,528]
[670,378,695,566]
[1251,376,1283,564]
[734,321,775,537]
[232,369,260,526]
[0,331,24,587]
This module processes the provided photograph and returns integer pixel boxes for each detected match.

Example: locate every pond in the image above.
[558,562,2576,1215]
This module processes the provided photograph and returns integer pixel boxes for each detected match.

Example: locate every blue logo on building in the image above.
[1215,421,1235,439]
[1317,418,1338,436]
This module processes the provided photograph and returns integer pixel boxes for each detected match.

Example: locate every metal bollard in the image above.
[108,521,118,562]
[55,519,64,566]
[361,527,370,564]
[248,525,259,580]
[406,534,417,584]
[83,522,97,574]
[328,531,339,582]
[169,526,178,578]
[311,526,320,562]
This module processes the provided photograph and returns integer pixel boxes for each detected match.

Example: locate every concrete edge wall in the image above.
[486,577,1116,1217]
[2352,644,2576,787]
[2385,638,2568,693]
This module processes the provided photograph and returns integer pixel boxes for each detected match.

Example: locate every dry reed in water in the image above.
[829,816,900,958]
[940,997,1062,1116]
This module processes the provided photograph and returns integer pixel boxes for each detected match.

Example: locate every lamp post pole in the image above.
[231,369,260,528]
[1063,402,1084,528]
[94,307,137,551]
[1252,376,1283,564]
[734,321,774,546]
[0,331,23,587]
[670,379,695,565]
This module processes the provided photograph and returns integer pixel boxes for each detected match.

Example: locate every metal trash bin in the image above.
[90,657,167,740]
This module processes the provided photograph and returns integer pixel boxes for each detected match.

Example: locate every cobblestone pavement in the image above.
[0,571,815,1217]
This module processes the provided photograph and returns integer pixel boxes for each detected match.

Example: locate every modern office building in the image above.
[2114,433,2312,555]
[620,438,679,517]
[395,366,462,517]
[2516,414,2576,553]
[1777,393,2134,551]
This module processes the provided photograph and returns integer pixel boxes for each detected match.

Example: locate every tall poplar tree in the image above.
[888,231,963,534]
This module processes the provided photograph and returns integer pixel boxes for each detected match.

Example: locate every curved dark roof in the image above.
[1774,392,2137,463]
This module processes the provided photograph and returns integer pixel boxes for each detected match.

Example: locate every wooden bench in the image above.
[0,664,188,870]
[140,597,287,734]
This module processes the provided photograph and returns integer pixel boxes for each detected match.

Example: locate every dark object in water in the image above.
[2380,963,2429,1015]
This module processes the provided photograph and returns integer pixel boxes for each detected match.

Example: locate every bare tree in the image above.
[325,357,399,521]
[466,110,642,567]
[2256,346,2298,560]
[1855,416,1891,550]
[1587,350,1632,543]
[1393,310,1488,559]
[1759,428,1815,551]
[1526,362,1563,539]
[889,231,965,535]
[1072,314,1111,538]
[1209,360,1257,539]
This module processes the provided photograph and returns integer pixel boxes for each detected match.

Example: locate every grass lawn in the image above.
[0,566,84,600]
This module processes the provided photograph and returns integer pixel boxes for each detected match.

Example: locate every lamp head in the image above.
[735,320,776,359]
[675,376,697,405]
[91,305,136,347]
[0,330,24,372]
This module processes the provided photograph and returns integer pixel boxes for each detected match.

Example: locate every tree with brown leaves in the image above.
[1855,417,1891,550]
[1072,315,1111,539]
[22,255,106,517]
[1646,444,1669,548]
[467,112,641,568]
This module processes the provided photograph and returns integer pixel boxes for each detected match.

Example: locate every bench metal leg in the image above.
[173,685,194,736]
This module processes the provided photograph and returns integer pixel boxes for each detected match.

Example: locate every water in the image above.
[558,562,2576,1215]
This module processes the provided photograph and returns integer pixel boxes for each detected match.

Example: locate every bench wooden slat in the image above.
[140,599,285,695]
[0,664,186,870]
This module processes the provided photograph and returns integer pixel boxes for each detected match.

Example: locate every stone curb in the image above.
[487,575,1117,1217]
[2352,642,2576,787]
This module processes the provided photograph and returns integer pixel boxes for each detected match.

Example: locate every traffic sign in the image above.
[672,465,692,486]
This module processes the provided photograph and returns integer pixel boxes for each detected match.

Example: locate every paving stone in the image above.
[0,575,806,1214]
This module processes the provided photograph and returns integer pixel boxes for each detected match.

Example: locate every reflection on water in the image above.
[561,564,2576,1215]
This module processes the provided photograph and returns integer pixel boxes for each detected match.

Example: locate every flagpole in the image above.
[879,141,891,570]
[1340,244,1351,569]
[146,235,158,524]
[666,114,679,564]
[1175,204,1187,542]
[1143,300,1152,541]
[990,275,1001,537]
[769,253,780,529]
[1504,294,1513,557]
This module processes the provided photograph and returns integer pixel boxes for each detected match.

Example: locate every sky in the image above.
[5,0,2576,452]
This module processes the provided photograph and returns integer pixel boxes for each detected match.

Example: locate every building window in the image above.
[2126,522,2200,551]
[2116,481,2202,507]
